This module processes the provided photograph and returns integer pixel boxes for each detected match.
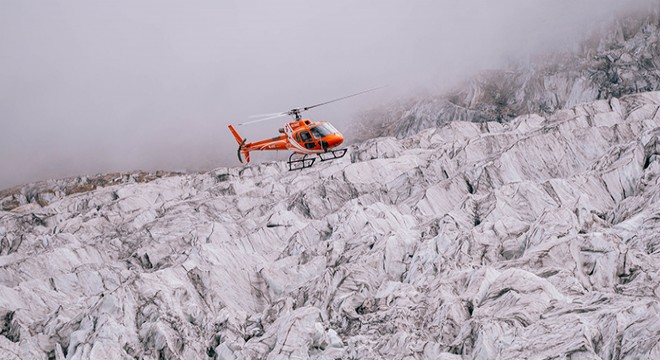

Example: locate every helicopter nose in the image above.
[325,133,344,148]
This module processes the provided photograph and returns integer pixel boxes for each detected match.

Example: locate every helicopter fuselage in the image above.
[285,119,344,154]
[228,119,344,164]
[236,119,343,154]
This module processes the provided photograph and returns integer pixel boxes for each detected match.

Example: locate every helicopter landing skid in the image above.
[288,153,316,171]
[287,148,347,171]
[318,148,347,162]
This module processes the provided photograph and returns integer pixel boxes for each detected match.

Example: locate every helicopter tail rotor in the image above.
[228,125,251,163]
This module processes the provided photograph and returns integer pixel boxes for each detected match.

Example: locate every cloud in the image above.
[0,0,654,189]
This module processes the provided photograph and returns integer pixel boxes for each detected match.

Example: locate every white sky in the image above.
[0,0,655,189]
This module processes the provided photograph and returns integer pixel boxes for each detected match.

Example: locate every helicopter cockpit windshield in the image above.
[310,124,338,139]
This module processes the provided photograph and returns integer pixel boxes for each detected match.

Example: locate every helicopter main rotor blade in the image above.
[239,86,385,125]
[248,112,286,119]
[238,113,287,126]
[299,86,386,112]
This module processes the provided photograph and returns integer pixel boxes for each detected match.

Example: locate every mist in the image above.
[0,0,655,190]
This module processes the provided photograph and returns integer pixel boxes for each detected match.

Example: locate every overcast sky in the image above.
[0,0,655,189]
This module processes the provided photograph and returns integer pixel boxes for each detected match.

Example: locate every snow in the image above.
[1,90,659,358]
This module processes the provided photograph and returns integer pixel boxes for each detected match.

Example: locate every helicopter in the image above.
[228,87,381,171]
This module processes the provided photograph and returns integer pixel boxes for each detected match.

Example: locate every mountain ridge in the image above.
[350,8,660,142]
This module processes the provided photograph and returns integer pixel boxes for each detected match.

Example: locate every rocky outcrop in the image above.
[0,171,183,212]
[352,8,660,141]
[1,91,659,359]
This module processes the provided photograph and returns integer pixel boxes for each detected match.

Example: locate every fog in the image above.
[0,0,655,189]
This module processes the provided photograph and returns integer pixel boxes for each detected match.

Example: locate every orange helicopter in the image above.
[228,88,380,171]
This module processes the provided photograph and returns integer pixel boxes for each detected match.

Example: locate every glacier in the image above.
[351,9,660,143]
[1,91,659,359]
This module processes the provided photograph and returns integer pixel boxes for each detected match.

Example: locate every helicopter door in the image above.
[299,130,317,150]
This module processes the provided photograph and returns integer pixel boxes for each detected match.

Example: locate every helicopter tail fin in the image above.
[228,125,243,144]
[228,125,250,163]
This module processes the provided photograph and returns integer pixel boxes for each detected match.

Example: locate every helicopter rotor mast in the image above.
[239,86,384,126]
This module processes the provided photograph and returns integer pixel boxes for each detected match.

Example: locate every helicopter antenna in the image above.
[239,86,385,126]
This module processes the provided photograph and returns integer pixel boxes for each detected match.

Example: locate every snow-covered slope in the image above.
[352,9,660,141]
[1,91,659,359]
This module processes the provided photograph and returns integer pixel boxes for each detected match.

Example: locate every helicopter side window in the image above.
[310,127,323,139]
[310,124,334,139]
[300,131,312,142]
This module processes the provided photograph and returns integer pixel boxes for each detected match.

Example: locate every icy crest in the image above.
[1,92,660,359]
[352,10,660,142]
